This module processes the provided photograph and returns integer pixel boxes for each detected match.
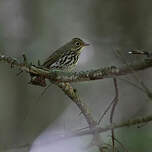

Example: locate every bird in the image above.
[43,38,89,70]
[30,38,89,87]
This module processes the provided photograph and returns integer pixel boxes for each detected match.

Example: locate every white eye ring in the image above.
[75,42,80,46]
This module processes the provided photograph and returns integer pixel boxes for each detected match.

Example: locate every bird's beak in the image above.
[84,42,90,46]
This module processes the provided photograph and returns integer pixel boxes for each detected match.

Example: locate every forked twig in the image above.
[98,98,115,125]
[110,78,119,152]
[116,49,152,100]
[113,137,129,152]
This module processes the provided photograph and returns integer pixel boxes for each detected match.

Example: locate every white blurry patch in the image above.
[78,45,94,65]
[30,106,99,152]
[30,107,94,152]
[30,132,89,152]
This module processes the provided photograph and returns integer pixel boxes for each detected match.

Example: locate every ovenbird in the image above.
[31,38,89,86]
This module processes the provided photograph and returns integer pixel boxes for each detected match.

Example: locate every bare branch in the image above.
[29,114,152,146]
[56,82,97,128]
[77,114,152,137]
[56,82,102,147]
[0,54,152,84]
[0,53,152,150]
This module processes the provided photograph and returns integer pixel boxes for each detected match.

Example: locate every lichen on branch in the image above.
[0,54,152,85]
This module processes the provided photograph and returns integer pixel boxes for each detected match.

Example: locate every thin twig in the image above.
[25,114,152,147]
[110,78,119,152]
[98,99,115,125]
[119,77,152,100]
[76,126,89,131]
[110,78,119,122]
[113,137,129,152]
[116,49,152,100]
[140,81,152,100]
[118,49,152,102]
[37,83,52,102]
[128,49,152,57]
[118,77,144,92]
[5,114,152,150]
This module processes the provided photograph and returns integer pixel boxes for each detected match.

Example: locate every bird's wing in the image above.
[42,47,67,68]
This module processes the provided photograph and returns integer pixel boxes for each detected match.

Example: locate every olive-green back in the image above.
[43,42,71,68]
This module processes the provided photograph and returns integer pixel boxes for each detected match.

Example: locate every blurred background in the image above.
[0,0,152,151]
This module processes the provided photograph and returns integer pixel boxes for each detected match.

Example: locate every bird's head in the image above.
[69,38,89,52]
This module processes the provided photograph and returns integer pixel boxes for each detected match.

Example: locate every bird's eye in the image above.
[75,42,80,46]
